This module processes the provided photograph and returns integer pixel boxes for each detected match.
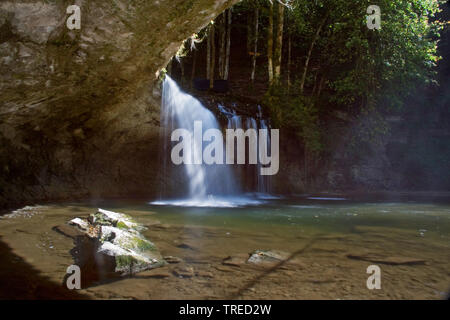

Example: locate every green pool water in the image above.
[0,196,449,299]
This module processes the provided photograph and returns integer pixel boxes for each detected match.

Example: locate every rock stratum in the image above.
[0,0,238,208]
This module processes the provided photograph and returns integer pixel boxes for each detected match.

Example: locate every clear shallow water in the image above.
[147,196,450,235]
[150,195,267,208]
[1,196,449,299]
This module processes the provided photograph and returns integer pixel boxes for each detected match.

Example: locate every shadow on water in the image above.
[0,236,89,300]
[54,225,150,290]
[52,226,123,289]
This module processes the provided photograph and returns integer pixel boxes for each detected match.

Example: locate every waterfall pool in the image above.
[0,196,449,299]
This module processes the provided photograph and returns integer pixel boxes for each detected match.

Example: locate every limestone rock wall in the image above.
[0,0,238,208]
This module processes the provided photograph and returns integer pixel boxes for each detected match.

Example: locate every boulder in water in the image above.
[247,250,290,266]
[68,209,165,277]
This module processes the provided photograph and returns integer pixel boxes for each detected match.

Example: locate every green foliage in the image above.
[349,107,390,150]
[264,85,323,154]
[271,0,441,155]
[291,0,442,112]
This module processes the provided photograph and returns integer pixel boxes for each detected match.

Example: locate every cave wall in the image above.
[0,0,239,208]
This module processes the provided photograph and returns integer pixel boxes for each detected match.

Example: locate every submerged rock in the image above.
[247,250,290,265]
[222,250,293,269]
[173,264,195,278]
[222,254,250,267]
[347,253,426,265]
[68,208,165,277]
[164,256,183,264]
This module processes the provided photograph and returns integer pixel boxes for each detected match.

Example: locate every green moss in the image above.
[115,255,135,269]
[136,238,155,252]
[90,212,113,226]
[116,221,129,230]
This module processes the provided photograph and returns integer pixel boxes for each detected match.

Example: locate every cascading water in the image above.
[161,75,239,197]
[218,104,272,196]
[257,106,272,195]
[154,76,262,207]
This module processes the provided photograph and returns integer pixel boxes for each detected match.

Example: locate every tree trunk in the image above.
[287,33,291,90]
[250,7,259,83]
[219,13,226,79]
[300,14,328,94]
[316,75,325,98]
[224,9,232,80]
[273,2,284,83]
[304,147,308,189]
[209,22,215,89]
[311,71,318,96]
[267,2,274,85]
[247,9,253,53]
[206,26,211,79]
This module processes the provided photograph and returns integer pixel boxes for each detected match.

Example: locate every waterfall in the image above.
[218,104,272,195]
[157,76,240,205]
[152,76,272,207]
[258,118,271,195]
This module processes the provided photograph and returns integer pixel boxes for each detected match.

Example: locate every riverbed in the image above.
[0,196,449,299]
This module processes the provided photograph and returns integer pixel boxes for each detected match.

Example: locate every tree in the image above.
[287,32,291,89]
[299,11,328,94]
[267,1,274,84]
[251,5,259,82]
[219,13,226,79]
[224,8,232,80]
[273,1,285,83]
[206,25,211,79]
[209,22,215,89]
[266,0,440,186]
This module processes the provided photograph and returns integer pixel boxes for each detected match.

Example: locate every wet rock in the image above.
[247,250,290,265]
[69,218,100,239]
[197,271,214,278]
[173,265,195,278]
[68,208,166,279]
[176,242,197,251]
[222,254,249,267]
[164,256,183,264]
[347,254,426,265]
[0,2,63,44]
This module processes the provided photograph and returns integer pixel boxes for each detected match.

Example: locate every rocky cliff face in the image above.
[0,0,238,208]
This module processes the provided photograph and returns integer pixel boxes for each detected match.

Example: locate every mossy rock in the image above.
[115,255,148,275]
[70,208,165,277]
[89,212,114,226]
[115,254,165,275]
[116,221,130,230]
